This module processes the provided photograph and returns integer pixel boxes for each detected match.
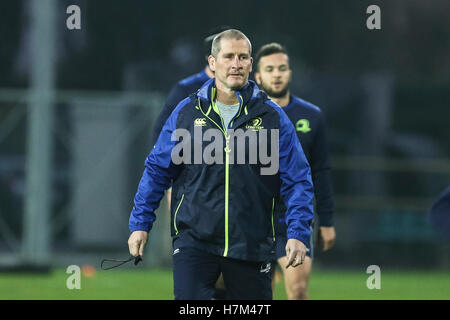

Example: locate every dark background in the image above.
[0,0,449,270]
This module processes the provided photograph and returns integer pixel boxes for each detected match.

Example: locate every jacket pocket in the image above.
[173,194,185,235]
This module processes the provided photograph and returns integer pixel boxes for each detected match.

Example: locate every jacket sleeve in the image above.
[151,83,190,146]
[310,111,335,226]
[277,106,314,246]
[129,98,189,233]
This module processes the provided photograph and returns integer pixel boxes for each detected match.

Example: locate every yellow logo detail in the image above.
[296,119,311,133]
[246,117,264,131]
[194,118,207,127]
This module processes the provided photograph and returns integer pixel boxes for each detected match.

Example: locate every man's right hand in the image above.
[128,231,148,257]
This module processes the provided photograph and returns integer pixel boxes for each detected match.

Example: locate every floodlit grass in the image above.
[0,269,174,300]
[274,269,450,300]
[0,268,449,300]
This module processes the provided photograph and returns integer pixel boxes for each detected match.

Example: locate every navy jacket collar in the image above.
[197,78,264,106]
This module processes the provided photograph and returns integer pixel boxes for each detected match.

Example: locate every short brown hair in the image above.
[211,29,252,58]
[255,43,288,72]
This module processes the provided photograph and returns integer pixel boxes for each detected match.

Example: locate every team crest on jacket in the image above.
[245,117,264,131]
[194,118,207,127]
[296,119,311,133]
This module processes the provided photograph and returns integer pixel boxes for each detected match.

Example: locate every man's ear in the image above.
[208,55,216,72]
[254,72,261,85]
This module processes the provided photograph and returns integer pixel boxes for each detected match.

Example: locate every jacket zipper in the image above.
[214,99,231,257]
[223,135,231,256]
[197,92,244,257]
[173,194,185,235]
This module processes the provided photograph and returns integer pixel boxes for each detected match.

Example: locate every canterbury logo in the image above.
[194,118,207,127]
[245,117,264,131]
[296,119,311,133]
[260,262,271,273]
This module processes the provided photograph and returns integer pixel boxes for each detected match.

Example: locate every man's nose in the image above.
[231,56,241,68]
[272,68,281,77]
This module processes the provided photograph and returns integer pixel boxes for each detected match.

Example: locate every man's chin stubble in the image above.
[263,86,288,99]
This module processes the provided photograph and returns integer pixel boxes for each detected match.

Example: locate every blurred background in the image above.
[0,0,449,298]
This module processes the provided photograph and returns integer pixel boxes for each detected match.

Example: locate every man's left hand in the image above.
[285,238,306,268]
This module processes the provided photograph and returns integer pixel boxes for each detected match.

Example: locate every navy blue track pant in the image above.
[172,246,272,300]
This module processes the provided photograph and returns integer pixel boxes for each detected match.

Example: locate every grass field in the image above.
[1,268,449,300]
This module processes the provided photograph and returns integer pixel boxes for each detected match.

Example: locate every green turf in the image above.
[0,268,449,300]
[0,269,174,300]
[273,269,450,300]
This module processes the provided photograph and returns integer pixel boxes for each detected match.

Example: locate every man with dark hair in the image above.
[254,42,336,300]
[128,30,314,299]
